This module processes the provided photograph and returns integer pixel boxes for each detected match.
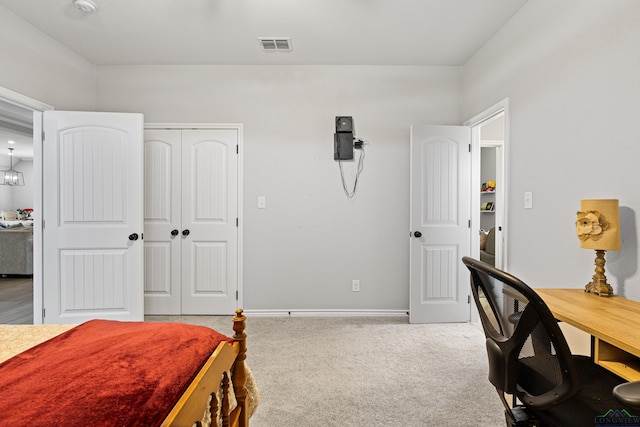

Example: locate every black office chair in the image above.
[461,256,636,426]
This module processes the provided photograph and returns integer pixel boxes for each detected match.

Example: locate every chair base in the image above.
[525,356,625,427]
[613,381,640,409]
[506,406,539,426]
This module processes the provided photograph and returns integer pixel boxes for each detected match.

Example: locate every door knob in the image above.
[413,231,422,238]
[128,233,139,241]
[182,229,190,236]
[171,229,179,236]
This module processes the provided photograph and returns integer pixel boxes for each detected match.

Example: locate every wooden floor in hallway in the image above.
[0,276,33,324]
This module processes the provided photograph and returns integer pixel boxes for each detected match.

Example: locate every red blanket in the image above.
[0,320,232,426]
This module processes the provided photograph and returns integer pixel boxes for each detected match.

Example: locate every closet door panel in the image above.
[181,129,238,314]
[143,129,182,315]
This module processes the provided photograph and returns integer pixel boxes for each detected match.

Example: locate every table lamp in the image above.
[576,199,621,296]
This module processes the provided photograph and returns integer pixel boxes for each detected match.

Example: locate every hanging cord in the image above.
[338,140,366,200]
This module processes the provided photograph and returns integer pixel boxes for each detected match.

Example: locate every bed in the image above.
[0,309,258,427]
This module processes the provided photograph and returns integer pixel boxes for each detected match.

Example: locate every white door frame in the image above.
[0,86,53,324]
[145,123,244,309]
[464,98,510,271]
[464,99,510,323]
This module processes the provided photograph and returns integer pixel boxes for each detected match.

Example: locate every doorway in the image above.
[0,87,53,324]
[0,97,36,325]
[408,103,509,324]
[479,122,505,269]
[466,99,509,271]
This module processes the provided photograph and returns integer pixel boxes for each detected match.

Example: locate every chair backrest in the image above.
[461,256,580,409]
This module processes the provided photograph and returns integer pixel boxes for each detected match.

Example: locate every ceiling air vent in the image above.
[258,37,292,52]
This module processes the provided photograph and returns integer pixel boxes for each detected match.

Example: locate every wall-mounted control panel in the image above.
[334,116,354,160]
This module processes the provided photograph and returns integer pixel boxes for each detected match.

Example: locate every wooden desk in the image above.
[536,288,640,381]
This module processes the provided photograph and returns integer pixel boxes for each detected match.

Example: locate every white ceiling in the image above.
[0,0,528,66]
[0,0,529,163]
[0,127,31,162]
[0,100,33,165]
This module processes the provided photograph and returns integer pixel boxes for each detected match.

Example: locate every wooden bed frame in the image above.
[0,311,252,426]
[162,308,250,427]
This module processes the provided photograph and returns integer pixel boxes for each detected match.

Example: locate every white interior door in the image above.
[409,125,471,323]
[181,129,238,315]
[143,129,182,314]
[42,111,144,324]
[143,127,240,315]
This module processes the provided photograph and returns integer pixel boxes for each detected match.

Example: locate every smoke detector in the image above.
[75,0,98,13]
[258,37,292,52]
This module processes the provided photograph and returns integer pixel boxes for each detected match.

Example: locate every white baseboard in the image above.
[243,309,409,318]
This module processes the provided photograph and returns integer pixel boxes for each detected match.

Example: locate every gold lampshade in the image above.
[576,199,621,296]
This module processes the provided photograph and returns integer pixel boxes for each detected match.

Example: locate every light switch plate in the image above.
[258,196,266,209]
[524,192,533,209]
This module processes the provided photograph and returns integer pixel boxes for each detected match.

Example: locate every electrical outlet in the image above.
[352,280,360,292]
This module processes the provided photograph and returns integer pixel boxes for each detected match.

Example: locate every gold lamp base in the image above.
[584,249,614,297]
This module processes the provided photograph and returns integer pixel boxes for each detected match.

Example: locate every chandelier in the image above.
[1,148,25,186]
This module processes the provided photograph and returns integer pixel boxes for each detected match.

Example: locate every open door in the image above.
[409,125,471,323]
[42,111,144,324]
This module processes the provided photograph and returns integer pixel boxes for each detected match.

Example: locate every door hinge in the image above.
[236,218,239,227]
[468,219,471,228]
[236,290,239,300]
[468,144,471,152]
[42,131,45,141]
[236,144,239,154]
[42,307,46,318]
[467,295,471,304]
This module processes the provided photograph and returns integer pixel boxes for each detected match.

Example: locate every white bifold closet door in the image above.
[144,128,239,315]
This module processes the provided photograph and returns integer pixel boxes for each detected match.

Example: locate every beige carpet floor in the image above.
[146,314,505,427]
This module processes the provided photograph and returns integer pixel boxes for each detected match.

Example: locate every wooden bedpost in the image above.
[232,308,249,427]
[209,392,219,427]
[221,372,231,427]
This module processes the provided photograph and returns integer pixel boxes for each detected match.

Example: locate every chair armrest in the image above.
[613,381,640,409]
